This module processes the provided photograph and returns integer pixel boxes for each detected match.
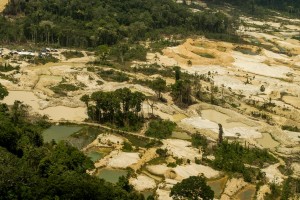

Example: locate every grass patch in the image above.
[145,119,176,139]
[193,51,215,58]
[234,46,260,55]
[30,55,59,65]
[62,51,84,59]
[125,134,162,148]
[0,63,19,72]
[282,125,300,132]
[147,156,166,165]
[98,69,130,82]
[50,83,80,96]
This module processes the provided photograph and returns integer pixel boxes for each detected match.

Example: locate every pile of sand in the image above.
[173,163,220,180]
[262,163,286,184]
[162,139,202,161]
[129,175,156,191]
[107,152,140,168]
[221,178,247,197]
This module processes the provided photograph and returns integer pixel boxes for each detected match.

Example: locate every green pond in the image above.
[207,177,227,198]
[87,151,103,162]
[236,186,255,200]
[43,125,103,149]
[43,125,82,143]
[96,168,128,184]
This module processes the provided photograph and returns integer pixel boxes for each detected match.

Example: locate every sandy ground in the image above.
[256,185,271,200]
[130,148,157,171]
[221,178,247,198]
[129,175,156,191]
[1,90,88,121]
[262,163,286,185]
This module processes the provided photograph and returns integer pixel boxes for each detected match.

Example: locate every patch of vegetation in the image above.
[50,83,80,96]
[147,156,166,165]
[0,63,19,72]
[282,125,300,132]
[61,51,84,59]
[167,162,177,168]
[122,141,133,152]
[0,73,18,83]
[132,64,174,78]
[212,141,277,182]
[292,35,300,41]
[145,119,176,139]
[30,55,59,65]
[98,69,130,82]
[234,46,260,55]
[171,175,214,200]
[150,40,181,53]
[156,148,167,157]
[193,52,215,59]
[191,133,208,149]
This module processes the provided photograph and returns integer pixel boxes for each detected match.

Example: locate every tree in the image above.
[145,119,176,139]
[96,45,110,62]
[174,66,181,81]
[218,123,224,144]
[170,175,214,200]
[80,94,90,107]
[260,85,265,92]
[151,77,166,100]
[0,83,8,100]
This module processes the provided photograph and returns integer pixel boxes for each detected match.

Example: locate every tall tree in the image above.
[170,175,214,200]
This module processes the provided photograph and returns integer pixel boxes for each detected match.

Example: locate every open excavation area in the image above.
[1,0,300,199]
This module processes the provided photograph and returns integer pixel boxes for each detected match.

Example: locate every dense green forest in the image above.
[0,0,232,47]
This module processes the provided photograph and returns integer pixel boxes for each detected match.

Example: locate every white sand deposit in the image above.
[129,175,156,191]
[261,163,286,185]
[147,164,170,176]
[291,162,300,177]
[162,139,202,161]
[173,163,220,180]
[107,152,140,168]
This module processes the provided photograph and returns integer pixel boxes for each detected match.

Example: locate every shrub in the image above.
[62,51,84,59]
[145,120,176,139]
